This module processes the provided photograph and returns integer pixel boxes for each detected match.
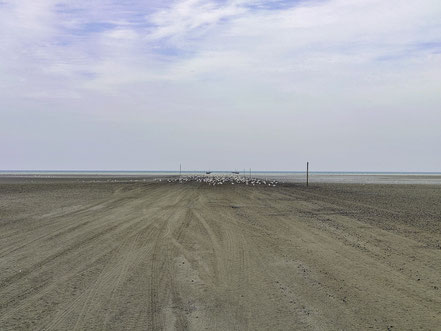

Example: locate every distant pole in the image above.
[306,162,309,187]
[249,168,251,179]
[180,164,181,177]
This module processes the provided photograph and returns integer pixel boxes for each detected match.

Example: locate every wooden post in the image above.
[306,162,309,187]
[249,168,251,179]
[180,164,181,177]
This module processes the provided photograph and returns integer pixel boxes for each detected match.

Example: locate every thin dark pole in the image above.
[249,168,251,179]
[180,164,181,177]
[306,162,309,187]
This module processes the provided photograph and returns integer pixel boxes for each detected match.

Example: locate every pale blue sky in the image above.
[1,0,440,171]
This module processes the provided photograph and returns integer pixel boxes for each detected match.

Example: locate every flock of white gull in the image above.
[156,175,279,186]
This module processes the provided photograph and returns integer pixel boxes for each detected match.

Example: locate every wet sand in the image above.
[1,177,440,330]
[258,173,441,185]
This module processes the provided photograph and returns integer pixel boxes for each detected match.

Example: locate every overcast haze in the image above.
[1,0,440,171]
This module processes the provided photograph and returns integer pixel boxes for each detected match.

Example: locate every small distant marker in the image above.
[306,162,309,187]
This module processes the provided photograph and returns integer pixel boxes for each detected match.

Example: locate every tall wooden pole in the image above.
[306,162,309,187]
[180,164,181,177]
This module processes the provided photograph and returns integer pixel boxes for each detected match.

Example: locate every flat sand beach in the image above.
[1,176,440,330]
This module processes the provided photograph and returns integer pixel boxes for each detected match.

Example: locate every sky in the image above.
[1,0,440,172]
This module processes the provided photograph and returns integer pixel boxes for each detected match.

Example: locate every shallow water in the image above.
[254,173,441,185]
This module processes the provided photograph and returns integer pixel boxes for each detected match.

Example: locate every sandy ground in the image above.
[0,177,440,330]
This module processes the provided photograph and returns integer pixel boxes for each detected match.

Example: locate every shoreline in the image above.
[1,172,441,185]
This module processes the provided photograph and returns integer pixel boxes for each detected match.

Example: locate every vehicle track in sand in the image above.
[0,179,440,330]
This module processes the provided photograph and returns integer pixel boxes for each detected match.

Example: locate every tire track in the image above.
[147,185,197,330]
[0,188,185,329]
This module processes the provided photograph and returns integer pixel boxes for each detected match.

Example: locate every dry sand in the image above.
[0,177,440,330]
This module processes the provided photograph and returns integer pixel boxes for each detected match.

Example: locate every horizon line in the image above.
[1,170,441,174]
